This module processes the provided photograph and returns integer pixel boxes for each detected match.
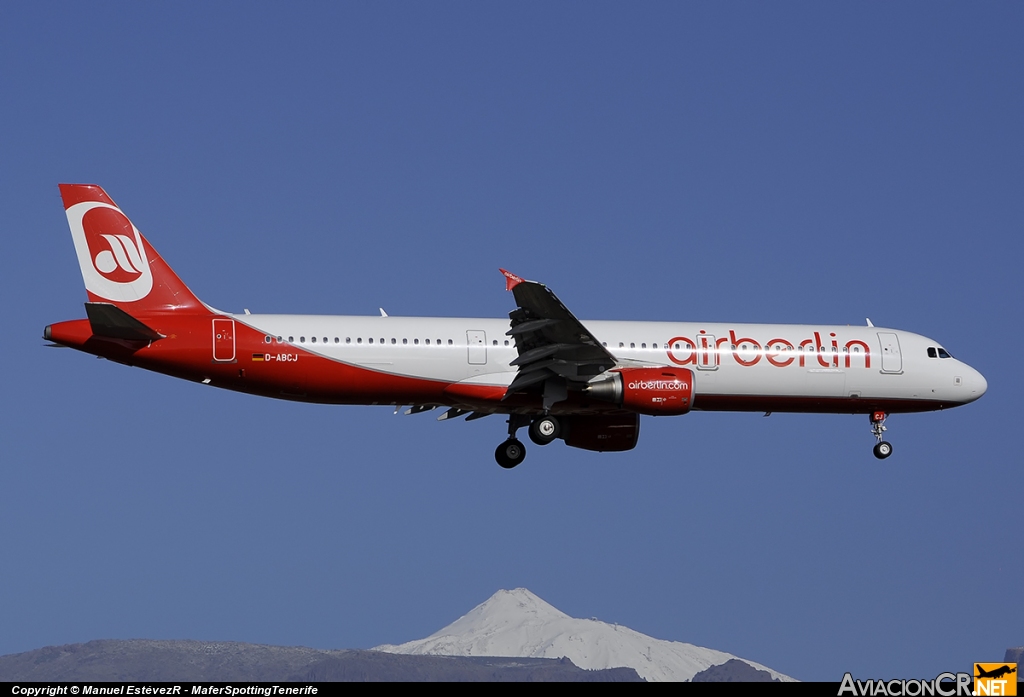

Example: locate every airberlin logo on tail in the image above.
[66,201,153,302]
[93,232,145,279]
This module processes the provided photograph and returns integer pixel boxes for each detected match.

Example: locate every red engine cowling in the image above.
[584,367,694,416]
[562,414,640,452]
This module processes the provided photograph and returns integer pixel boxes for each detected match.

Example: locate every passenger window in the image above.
[448,339,453,345]
[368,338,373,344]
[641,343,647,349]
[630,343,635,349]
[288,336,294,343]
[927,347,937,358]
[403,338,408,344]
[504,340,509,346]
[334,337,339,343]
[391,338,396,344]
[346,337,351,344]
[492,340,498,346]
[357,338,362,344]
[264,336,272,343]
[425,339,430,345]
[300,336,306,343]
[414,339,419,345]
[619,342,624,348]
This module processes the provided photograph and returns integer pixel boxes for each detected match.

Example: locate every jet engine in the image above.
[583,367,694,416]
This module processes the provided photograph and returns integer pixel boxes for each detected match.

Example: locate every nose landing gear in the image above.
[871,411,893,459]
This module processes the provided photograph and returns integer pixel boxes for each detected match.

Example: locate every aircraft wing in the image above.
[500,270,617,401]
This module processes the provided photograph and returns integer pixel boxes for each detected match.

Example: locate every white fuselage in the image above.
[234,314,987,412]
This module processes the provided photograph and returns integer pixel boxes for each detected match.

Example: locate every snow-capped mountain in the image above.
[375,588,794,682]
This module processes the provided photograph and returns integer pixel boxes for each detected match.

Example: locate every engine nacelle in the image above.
[562,414,640,452]
[584,367,694,416]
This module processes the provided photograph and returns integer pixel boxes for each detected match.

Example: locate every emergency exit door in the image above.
[467,330,487,365]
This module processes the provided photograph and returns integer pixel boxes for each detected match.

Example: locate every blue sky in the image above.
[1,2,1021,682]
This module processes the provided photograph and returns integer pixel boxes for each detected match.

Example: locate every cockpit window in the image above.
[937,348,952,359]
[927,347,937,358]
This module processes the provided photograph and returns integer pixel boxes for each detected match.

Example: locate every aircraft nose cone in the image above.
[964,366,987,402]
[975,369,988,398]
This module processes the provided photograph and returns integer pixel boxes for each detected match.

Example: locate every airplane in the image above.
[975,665,1016,680]
[44,184,987,468]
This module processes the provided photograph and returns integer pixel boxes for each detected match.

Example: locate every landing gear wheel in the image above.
[528,416,560,446]
[873,441,893,459]
[495,439,527,469]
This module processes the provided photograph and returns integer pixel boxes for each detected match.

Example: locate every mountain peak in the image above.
[375,588,794,682]
[426,588,570,640]
[471,588,569,620]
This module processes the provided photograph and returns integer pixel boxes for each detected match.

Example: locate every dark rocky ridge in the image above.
[690,658,779,682]
[0,639,642,682]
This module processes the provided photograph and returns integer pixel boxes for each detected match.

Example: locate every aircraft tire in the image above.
[528,416,560,446]
[496,439,527,469]
[873,441,893,459]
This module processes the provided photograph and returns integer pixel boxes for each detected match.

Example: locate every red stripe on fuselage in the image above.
[692,393,956,415]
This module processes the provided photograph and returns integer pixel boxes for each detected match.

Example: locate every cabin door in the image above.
[213,318,236,362]
[877,332,902,373]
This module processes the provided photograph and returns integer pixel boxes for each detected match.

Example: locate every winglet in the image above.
[500,268,524,291]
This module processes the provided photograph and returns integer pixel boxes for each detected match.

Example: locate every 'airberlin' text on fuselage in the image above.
[666,330,872,369]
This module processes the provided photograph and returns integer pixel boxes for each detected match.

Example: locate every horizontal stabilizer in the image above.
[85,303,163,342]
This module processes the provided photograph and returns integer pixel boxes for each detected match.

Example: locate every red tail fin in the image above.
[60,184,207,315]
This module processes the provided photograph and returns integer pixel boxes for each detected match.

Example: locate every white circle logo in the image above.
[66,201,153,302]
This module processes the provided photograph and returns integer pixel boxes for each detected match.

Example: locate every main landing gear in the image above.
[528,415,561,445]
[495,438,526,469]
[495,414,561,468]
[871,411,893,460]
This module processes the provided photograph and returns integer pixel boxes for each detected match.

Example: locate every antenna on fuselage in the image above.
[866,318,874,327]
